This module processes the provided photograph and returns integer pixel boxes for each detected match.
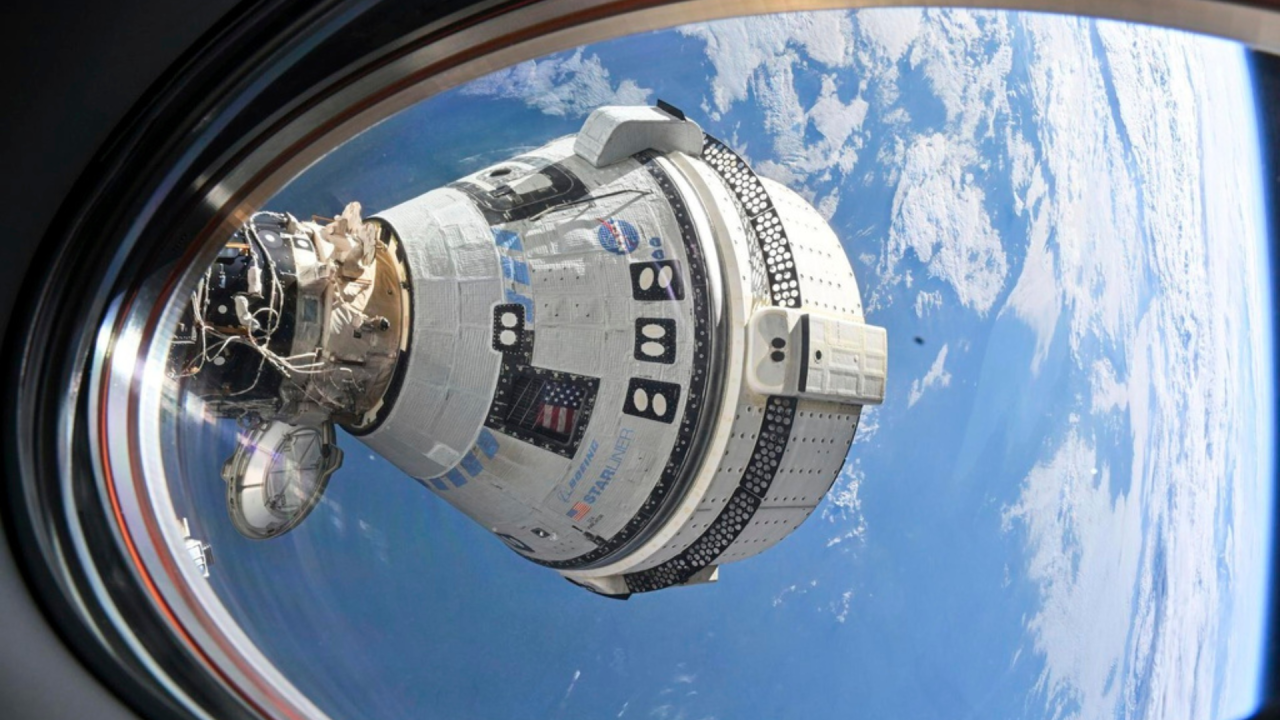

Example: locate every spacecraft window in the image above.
[488,368,601,454]
[8,3,1279,720]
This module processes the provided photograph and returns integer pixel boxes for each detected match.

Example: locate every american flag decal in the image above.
[492,367,599,457]
[568,501,591,521]
[537,402,576,435]
[531,381,585,439]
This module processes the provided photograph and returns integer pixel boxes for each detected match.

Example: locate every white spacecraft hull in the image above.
[361,106,886,596]
[193,105,886,597]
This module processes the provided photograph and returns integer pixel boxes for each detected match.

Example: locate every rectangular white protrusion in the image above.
[573,105,704,168]
[424,442,457,467]
[746,307,887,405]
[507,172,552,194]
[566,573,630,596]
[681,565,720,587]
[803,315,887,405]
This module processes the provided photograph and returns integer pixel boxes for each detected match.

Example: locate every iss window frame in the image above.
[5,0,1279,719]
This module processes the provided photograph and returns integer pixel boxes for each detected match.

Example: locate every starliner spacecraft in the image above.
[174,103,887,597]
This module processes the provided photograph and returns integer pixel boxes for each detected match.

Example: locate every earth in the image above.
[174,9,1274,720]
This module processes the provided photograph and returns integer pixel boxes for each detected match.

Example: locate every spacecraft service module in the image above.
[174,104,887,598]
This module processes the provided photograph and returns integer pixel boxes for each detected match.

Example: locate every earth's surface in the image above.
[173,9,1274,720]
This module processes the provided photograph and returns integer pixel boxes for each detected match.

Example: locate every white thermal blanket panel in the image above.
[363,189,505,479]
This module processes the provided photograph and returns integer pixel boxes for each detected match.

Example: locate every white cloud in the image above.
[793,75,869,177]
[908,343,952,407]
[1001,182,1060,373]
[771,583,800,607]
[1003,17,1270,720]
[771,580,819,608]
[847,10,1028,316]
[883,134,1008,314]
[831,590,854,623]
[752,52,807,161]
[815,191,840,220]
[855,7,922,65]
[1000,15,1144,367]
[678,13,854,118]
[811,79,869,154]
[1003,432,1142,720]
[908,11,1014,140]
[821,464,867,547]
[913,290,943,318]
[852,404,879,446]
[1089,358,1127,415]
[560,669,582,705]
[461,49,651,117]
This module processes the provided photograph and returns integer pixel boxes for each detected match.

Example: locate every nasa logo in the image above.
[596,218,640,254]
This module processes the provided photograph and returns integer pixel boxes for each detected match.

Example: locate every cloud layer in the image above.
[999,18,1269,720]
[907,344,952,407]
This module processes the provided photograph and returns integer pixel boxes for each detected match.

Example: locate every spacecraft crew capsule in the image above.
[178,104,887,597]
